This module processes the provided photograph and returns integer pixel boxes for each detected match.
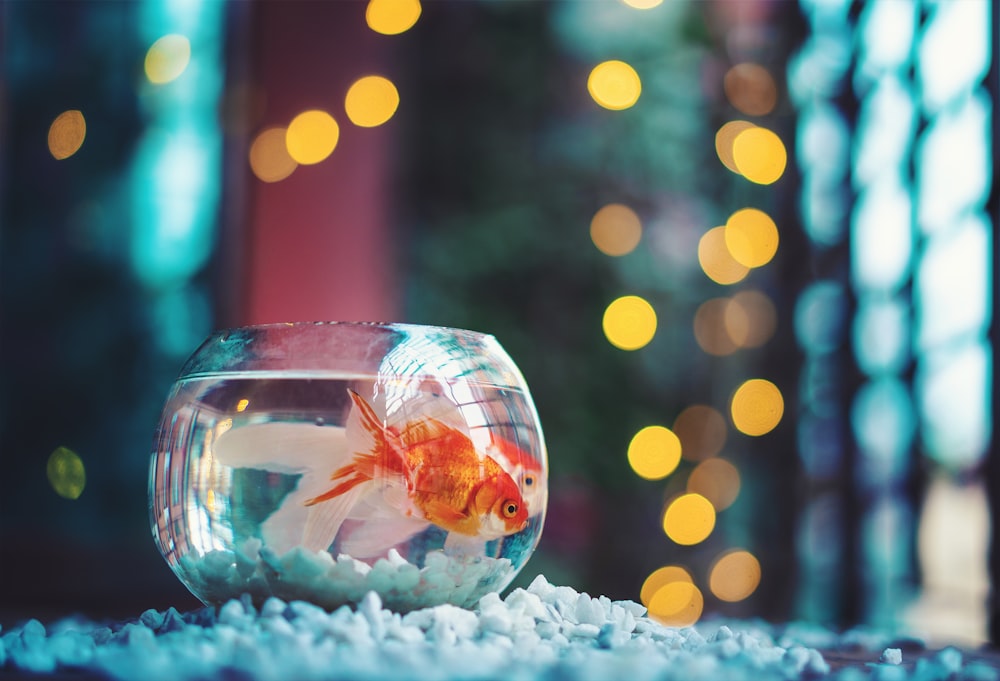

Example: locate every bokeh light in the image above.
[716,120,756,173]
[590,203,642,256]
[709,550,761,602]
[732,127,787,185]
[48,110,86,160]
[731,379,784,436]
[602,295,657,350]
[627,426,682,480]
[694,297,742,356]
[725,208,779,268]
[249,127,298,183]
[144,34,191,85]
[673,405,727,461]
[366,0,422,35]
[345,75,400,128]
[698,226,750,285]
[622,0,664,8]
[648,581,703,627]
[236,398,250,412]
[687,458,741,511]
[587,60,642,111]
[47,446,86,500]
[662,493,716,545]
[286,110,340,165]
[727,290,777,349]
[640,565,693,606]
[723,63,778,116]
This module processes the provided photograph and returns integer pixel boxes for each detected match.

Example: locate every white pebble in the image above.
[880,647,902,665]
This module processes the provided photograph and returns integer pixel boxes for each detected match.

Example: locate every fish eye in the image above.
[503,501,519,518]
[524,475,535,487]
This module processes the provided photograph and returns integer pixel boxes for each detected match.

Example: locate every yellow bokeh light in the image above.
[694,297,741,356]
[345,75,400,128]
[603,295,657,351]
[687,458,741,511]
[731,378,784,436]
[640,565,692,606]
[662,493,716,545]
[286,110,340,165]
[726,290,777,349]
[366,0,421,35]
[622,0,664,7]
[698,226,750,285]
[709,550,761,602]
[723,63,778,117]
[47,446,86,500]
[48,110,86,160]
[715,120,756,174]
[673,405,726,461]
[249,127,298,183]
[648,581,704,627]
[145,34,191,85]
[732,127,787,185]
[590,203,642,256]
[725,208,778,268]
[587,60,641,111]
[627,426,681,480]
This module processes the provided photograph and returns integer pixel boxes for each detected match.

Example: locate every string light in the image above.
[590,203,642,256]
[145,34,191,85]
[366,0,422,35]
[249,127,298,182]
[602,295,657,350]
[286,110,340,165]
[723,63,778,116]
[640,565,693,606]
[588,60,642,111]
[716,120,756,174]
[345,75,400,128]
[662,493,716,545]
[627,425,682,480]
[48,110,86,160]
[731,379,784,436]
[687,458,741,511]
[698,226,750,285]
[732,127,787,185]
[648,581,703,627]
[725,208,779,268]
[673,405,727,461]
[47,447,86,500]
[709,550,761,602]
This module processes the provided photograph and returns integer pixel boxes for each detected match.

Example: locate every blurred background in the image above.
[1,0,996,649]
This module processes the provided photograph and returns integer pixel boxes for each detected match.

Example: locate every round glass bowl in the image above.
[149,322,547,612]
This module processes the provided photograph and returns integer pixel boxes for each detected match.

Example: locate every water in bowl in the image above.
[150,372,546,612]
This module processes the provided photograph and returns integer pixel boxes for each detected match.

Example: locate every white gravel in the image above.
[1,575,992,681]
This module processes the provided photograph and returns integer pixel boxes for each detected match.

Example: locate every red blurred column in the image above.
[240,1,399,325]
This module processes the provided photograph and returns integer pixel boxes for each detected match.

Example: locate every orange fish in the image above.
[306,390,529,540]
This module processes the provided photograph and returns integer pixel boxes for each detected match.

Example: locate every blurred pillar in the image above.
[233,0,400,326]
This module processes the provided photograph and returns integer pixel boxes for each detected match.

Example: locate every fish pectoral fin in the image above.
[300,482,369,553]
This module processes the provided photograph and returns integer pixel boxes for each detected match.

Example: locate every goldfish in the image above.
[212,388,537,555]
[307,390,529,540]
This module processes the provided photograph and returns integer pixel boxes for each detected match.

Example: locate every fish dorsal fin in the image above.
[212,422,348,474]
[346,389,408,480]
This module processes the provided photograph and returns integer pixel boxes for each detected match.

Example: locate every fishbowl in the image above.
[149,322,547,612]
